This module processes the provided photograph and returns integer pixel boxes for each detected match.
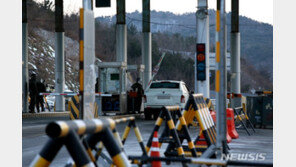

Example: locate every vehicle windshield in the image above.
[150,82,180,89]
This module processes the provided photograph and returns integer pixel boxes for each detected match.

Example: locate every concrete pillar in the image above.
[116,0,127,93]
[54,0,65,112]
[230,0,241,108]
[142,33,151,89]
[116,25,127,63]
[116,0,127,113]
[231,0,240,92]
[195,0,210,98]
[142,0,151,89]
[83,0,92,10]
[215,0,227,157]
[81,0,95,119]
[22,0,29,113]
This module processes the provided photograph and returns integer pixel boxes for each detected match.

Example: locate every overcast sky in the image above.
[43,0,273,25]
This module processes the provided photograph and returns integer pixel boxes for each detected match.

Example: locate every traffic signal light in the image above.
[196,43,206,81]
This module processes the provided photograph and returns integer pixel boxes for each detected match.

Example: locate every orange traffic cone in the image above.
[150,131,161,167]
[196,130,208,146]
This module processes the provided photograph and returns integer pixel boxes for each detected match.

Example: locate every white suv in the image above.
[143,80,190,120]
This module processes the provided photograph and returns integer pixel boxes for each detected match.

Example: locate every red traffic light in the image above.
[197,54,205,61]
[196,44,205,52]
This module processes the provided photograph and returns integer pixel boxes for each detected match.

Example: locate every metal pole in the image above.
[142,0,151,90]
[55,0,65,112]
[230,0,240,93]
[22,0,29,113]
[215,0,227,157]
[195,0,210,98]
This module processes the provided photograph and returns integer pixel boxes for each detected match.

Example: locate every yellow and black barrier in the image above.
[121,119,148,156]
[204,97,214,111]
[68,95,99,120]
[68,95,81,119]
[110,117,148,166]
[30,118,131,167]
[181,94,217,147]
[30,130,95,167]
[145,106,197,167]
[89,116,147,166]
[166,93,221,157]
[94,116,136,158]
[86,128,130,167]
[165,106,198,158]
[194,94,217,143]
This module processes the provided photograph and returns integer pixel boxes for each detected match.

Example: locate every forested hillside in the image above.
[98,10,273,81]
[26,0,272,93]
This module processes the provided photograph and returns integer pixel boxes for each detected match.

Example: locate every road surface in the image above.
[23,117,273,166]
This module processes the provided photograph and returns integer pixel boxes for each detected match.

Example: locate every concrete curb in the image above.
[22,112,70,119]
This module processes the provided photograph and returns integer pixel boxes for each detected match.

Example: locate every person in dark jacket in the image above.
[131,78,144,112]
[36,79,46,112]
[95,77,99,93]
[29,74,38,113]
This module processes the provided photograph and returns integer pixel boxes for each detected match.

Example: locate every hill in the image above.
[25,0,272,93]
[97,10,273,81]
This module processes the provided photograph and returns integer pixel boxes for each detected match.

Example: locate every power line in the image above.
[125,15,196,30]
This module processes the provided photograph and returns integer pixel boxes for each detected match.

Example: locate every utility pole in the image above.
[55,0,65,112]
[216,0,227,157]
[142,0,151,89]
[22,0,29,113]
[230,0,241,107]
[195,0,210,98]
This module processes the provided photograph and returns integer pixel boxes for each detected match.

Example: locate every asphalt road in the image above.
[23,118,273,167]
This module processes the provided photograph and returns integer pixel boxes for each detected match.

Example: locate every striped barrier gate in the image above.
[93,117,148,166]
[172,94,218,157]
[188,97,213,127]
[68,95,81,119]
[67,95,99,119]
[145,106,197,167]
[129,103,273,166]
[29,118,131,167]
[164,106,199,158]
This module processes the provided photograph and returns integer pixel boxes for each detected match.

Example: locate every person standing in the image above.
[131,78,144,113]
[95,77,99,93]
[37,79,46,112]
[29,73,38,113]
